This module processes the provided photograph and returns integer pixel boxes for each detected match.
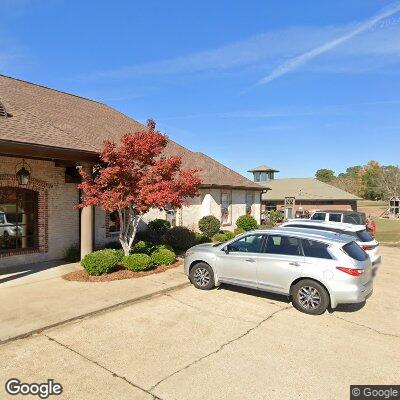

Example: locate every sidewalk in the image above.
[0,260,189,343]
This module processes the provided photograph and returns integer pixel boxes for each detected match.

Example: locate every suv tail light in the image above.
[336,267,364,276]
[361,244,377,251]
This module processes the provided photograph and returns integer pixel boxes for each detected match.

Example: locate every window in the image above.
[260,172,267,181]
[302,239,332,259]
[254,172,261,182]
[356,230,374,242]
[166,209,177,227]
[342,241,368,261]
[329,213,342,222]
[246,192,254,216]
[343,214,363,225]
[264,235,301,256]
[221,192,231,225]
[108,211,121,233]
[311,212,326,221]
[0,187,38,253]
[227,234,265,253]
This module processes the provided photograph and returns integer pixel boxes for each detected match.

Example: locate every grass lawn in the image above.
[375,219,400,243]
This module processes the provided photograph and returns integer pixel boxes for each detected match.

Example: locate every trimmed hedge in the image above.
[148,219,171,236]
[122,254,153,271]
[151,248,176,266]
[198,215,220,238]
[220,230,234,240]
[236,215,258,231]
[132,240,154,255]
[212,233,228,243]
[81,249,120,276]
[163,226,197,251]
[195,232,212,244]
[234,227,246,236]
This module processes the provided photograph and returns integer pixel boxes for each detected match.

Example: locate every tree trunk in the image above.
[118,207,141,256]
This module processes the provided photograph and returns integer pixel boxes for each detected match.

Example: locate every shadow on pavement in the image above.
[217,283,290,305]
[0,260,75,285]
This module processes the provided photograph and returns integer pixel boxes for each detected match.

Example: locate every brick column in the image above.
[80,164,93,259]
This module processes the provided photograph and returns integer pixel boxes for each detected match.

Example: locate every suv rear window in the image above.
[343,214,363,224]
[356,230,374,242]
[311,213,326,221]
[329,213,342,222]
[301,239,332,259]
[342,241,368,261]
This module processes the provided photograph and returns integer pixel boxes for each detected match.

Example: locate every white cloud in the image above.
[256,2,400,86]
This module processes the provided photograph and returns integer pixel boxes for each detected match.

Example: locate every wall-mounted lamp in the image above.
[16,159,31,186]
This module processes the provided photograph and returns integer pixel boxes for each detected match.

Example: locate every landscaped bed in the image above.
[63,259,183,282]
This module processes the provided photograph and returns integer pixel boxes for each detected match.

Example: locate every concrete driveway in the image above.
[0,246,399,400]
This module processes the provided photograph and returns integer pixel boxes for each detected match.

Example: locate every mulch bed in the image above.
[62,260,183,282]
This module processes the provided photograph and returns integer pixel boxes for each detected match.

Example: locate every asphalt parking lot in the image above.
[1,246,399,400]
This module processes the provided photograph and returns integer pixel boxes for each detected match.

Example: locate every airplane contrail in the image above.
[256,2,400,86]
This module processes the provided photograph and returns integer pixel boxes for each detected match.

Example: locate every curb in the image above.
[0,281,190,346]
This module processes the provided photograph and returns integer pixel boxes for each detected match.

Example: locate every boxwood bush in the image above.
[198,215,221,238]
[234,227,246,236]
[151,248,176,266]
[212,233,228,243]
[195,232,212,244]
[122,254,153,272]
[81,249,120,276]
[132,240,154,255]
[236,215,258,231]
[163,226,197,251]
[148,219,171,236]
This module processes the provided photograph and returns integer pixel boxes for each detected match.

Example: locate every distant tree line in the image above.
[315,161,400,200]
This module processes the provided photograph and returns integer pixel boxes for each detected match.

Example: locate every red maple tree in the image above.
[78,120,201,255]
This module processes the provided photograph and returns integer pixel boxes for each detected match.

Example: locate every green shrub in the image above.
[267,210,284,224]
[163,226,197,251]
[195,232,212,244]
[132,240,154,254]
[212,233,228,242]
[259,222,275,229]
[81,249,120,276]
[198,215,221,238]
[234,227,246,236]
[236,215,258,231]
[64,244,80,262]
[220,230,234,240]
[115,248,125,262]
[148,219,171,236]
[136,229,160,244]
[151,248,176,266]
[122,254,153,271]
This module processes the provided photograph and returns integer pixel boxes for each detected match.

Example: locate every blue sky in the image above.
[1,0,400,179]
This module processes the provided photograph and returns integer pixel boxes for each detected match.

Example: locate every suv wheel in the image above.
[190,262,215,290]
[292,279,329,315]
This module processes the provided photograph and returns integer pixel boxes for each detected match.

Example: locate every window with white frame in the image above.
[221,191,231,225]
[246,192,254,216]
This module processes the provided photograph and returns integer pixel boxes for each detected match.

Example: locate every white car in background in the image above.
[279,220,381,275]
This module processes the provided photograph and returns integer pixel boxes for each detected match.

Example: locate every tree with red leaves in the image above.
[78,120,201,255]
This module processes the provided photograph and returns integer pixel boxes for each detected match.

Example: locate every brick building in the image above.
[247,165,361,220]
[0,75,261,269]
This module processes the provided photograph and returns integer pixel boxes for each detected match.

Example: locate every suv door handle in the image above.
[289,262,300,267]
[245,259,256,263]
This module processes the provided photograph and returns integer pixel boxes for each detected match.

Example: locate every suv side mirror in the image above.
[223,246,230,254]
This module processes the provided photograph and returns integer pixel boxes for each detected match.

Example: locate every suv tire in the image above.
[190,262,215,290]
[292,279,329,315]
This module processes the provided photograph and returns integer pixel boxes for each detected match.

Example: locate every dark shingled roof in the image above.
[0,75,260,190]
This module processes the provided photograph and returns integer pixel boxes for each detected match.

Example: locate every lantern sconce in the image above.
[15,159,31,186]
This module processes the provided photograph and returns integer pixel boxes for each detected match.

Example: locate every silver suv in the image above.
[184,229,373,315]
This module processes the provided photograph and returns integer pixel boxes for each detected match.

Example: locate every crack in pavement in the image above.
[148,305,291,392]
[165,293,266,324]
[43,334,163,400]
[332,315,400,339]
